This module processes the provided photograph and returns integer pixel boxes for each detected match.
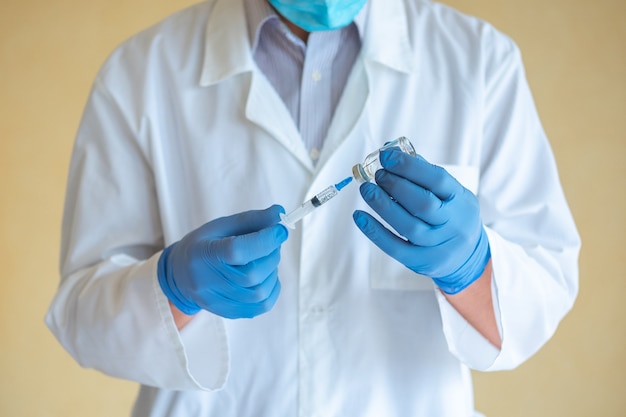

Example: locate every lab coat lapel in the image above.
[317,55,370,171]
[317,0,415,173]
[199,0,312,172]
[245,72,313,171]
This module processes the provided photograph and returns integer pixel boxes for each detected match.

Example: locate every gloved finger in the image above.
[215,278,281,319]
[223,248,282,288]
[210,224,288,266]
[353,210,425,267]
[374,170,449,226]
[241,270,280,303]
[205,205,286,238]
[380,149,460,201]
[359,182,444,247]
[213,268,280,304]
[241,277,282,319]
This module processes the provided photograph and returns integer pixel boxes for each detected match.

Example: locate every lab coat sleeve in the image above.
[435,30,580,371]
[45,68,229,390]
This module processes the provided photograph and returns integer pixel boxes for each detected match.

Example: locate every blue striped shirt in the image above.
[245,0,366,162]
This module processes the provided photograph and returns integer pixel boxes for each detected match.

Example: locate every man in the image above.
[46,0,580,415]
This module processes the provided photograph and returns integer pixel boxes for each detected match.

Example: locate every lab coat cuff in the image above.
[475,228,576,371]
[153,255,230,390]
[435,287,501,371]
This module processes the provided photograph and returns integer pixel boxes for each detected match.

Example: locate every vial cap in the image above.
[352,164,370,183]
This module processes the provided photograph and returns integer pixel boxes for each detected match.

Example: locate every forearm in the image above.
[47,258,202,388]
[442,259,501,349]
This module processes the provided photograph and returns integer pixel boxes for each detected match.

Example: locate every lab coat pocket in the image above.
[369,164,479,291]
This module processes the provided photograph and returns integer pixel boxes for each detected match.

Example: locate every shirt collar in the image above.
[245,0,279,53]
[200,0,413,87]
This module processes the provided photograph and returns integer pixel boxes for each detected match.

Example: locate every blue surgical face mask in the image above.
[268,0,367,32]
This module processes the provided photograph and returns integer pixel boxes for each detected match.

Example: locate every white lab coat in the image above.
[46,0,580,416]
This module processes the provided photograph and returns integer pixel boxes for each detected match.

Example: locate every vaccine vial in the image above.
[352,136,416,183]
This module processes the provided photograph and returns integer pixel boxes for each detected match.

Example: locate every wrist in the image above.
[433,228,491,295]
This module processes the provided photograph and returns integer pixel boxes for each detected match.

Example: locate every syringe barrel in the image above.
[279,177,352,229]
[311,185,338,206]
[279,199,316,229]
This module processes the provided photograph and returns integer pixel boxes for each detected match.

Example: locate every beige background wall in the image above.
[1,0,624,415]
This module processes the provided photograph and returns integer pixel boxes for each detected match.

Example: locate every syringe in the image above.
[280,177,353,229]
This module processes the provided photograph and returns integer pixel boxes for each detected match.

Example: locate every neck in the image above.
[283,19,310,43]
[268,4,310,43]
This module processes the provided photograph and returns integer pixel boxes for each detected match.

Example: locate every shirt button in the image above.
[311,70,322,82]
[309,148,320,161]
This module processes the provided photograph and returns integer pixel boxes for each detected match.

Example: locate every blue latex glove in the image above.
[353,149,490,294]
[158,205,289,318]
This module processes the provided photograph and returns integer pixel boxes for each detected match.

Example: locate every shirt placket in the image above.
[299,31,341,163]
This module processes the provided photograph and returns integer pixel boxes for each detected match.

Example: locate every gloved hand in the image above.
[158,205,289,318]
[353,149,490,294]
